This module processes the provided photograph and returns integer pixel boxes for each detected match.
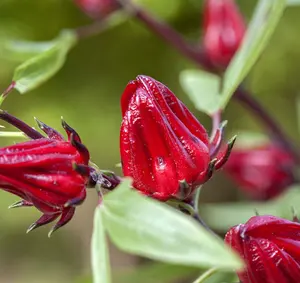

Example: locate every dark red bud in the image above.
[225,215,300,283]
[203,0,246,67]
[0,115,91,235]
[120,75,234,201]
[224,144,295,200]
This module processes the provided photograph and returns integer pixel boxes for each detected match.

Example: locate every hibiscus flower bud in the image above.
[120,75,236,201]
[225,215,300,283]
[224,144,294,200]
[203,0,246,67]
[74,0,120,19]
[0,111,91,236]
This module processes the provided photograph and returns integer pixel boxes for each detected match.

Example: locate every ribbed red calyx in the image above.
[0,115,91,236]
[120,75,218,201]
[225,215,300,283]
[203,0,246,67]
[224,144,294,200]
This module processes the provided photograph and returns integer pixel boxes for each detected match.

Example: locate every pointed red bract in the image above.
[0,117,91,235]
[224,144,294,200]
[203,0,246,67]
[225,215,300,283]
[120,75,234,201]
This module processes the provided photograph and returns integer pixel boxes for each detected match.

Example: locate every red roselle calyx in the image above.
[225,215,300,283]
[74,0,120,19]
[120,75,236,201]
[203,0,246,67]
[224,144,295,200]
[0,111,92,236]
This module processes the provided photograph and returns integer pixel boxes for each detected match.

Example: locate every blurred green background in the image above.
[0,0,299,282]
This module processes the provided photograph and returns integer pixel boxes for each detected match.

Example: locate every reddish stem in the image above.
[211,111,221,138]
[1,81,16,100]
[235,87,300,162]
[0,111,43,140]
[75,19,110,39]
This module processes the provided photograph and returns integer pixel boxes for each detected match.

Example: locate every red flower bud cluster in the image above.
[120,75,235,201]
[0,112,91,236]
[224,144,294,200]
[203,0,246,67]
[225,215,300,283]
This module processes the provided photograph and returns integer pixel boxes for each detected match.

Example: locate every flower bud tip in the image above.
[26,223,37,234]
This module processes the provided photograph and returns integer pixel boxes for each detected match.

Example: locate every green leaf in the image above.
[102,179,243,270]
[115,263,198,283]
[13,29,77,94]
[91,206,111,283]
[180,70,221,116]
[3,39,55,62]
[221,0,286,108]
[200,186,300,231]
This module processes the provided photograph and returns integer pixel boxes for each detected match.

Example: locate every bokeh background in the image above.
[0,0,299,282]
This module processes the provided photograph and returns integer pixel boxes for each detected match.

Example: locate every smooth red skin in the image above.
[74,0,119,18]
[225,215,300,283]
[120,75,210,201]
[0,137,88,215]
[224,145,294,200]
[203,0,246,67]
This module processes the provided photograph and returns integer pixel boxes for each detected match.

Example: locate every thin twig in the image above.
[0,81,16,105]
[183,187,219,236]
[235,86,300,162]
[75,18,111,40]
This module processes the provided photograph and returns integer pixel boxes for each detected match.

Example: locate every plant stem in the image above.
[0,81,16,106]
[235,87,300,162]
[0,110,44,140]
[192,268,218,283]
[75,19,111,39]
[186,187,219,236]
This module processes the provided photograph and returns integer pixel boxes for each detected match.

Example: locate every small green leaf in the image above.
[13,29,77,94]
[200,186,300,231]
[221,0,286,108]
[91,206,111,283]
[4,39,55,62]
[180,70,221,116]
[102,179,243,270]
